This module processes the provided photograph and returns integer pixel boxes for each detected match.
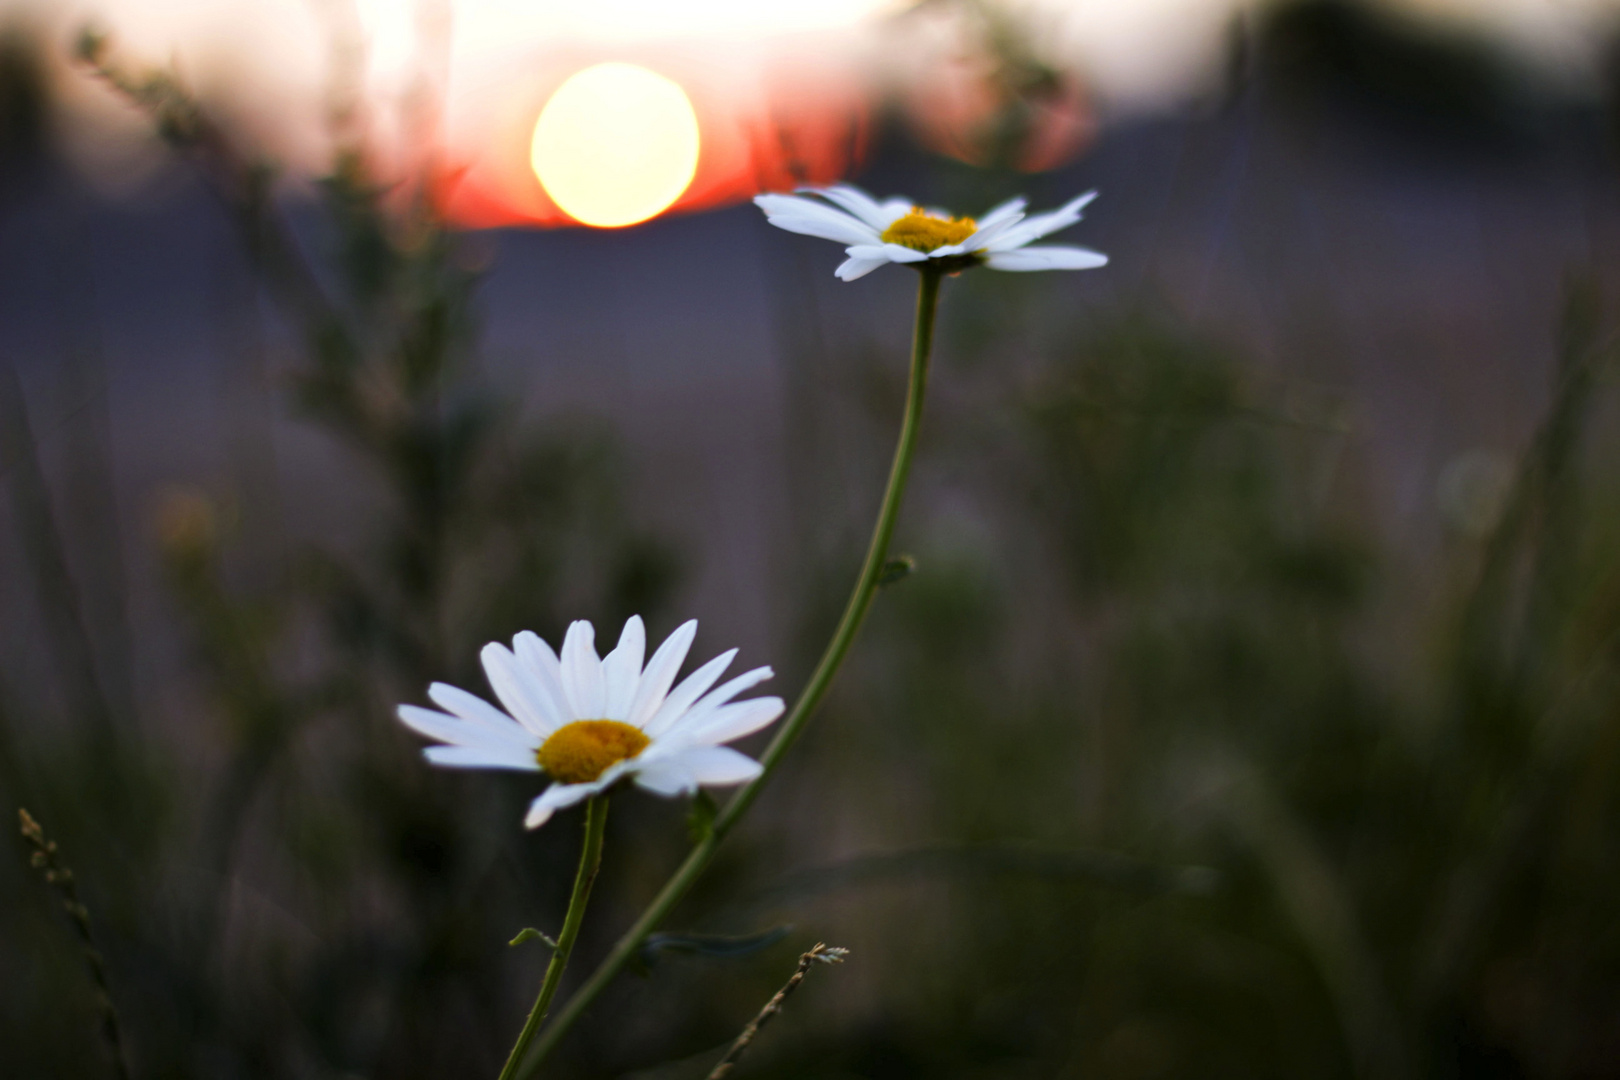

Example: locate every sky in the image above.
[17,0,1620,226]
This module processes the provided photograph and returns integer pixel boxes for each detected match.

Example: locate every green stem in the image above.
[497,795,610,1080]
[513,267,944,1078]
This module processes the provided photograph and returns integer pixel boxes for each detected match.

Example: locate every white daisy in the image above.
[397,617,784,829]
[754,183,1108,282]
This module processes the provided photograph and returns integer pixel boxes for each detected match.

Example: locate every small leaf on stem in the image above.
[686,789,718,842]
[878,555,916,587]
[508,927,559,949]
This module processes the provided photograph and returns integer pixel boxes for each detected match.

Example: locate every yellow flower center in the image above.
[536,720,650,784]
[880,208,978,252]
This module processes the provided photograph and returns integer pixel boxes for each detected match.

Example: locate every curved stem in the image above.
[514,268,944,1078]
[497,795,610,1080]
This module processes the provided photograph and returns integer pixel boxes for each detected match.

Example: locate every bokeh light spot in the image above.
[530,62,701,228]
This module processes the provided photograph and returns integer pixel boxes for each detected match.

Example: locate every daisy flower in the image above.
[397,616,783,829]
[754,183,1108,282]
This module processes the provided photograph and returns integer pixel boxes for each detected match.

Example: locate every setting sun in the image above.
[529,62,701,228]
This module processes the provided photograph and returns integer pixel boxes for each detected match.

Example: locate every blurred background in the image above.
[4,0,1620,1077]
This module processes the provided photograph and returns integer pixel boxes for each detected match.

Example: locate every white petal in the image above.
[956,212,1028,253]
[764,212,879,247]
[879,198,914,224]
[426,682,528,735]
[682,697,785,745]
[601,616,646,720]
[683,745,764,786]
[835,255,891,282]
[976,196,1028,230]
[480,643,554,737]
[560,620,606,718]
[806,184,908,230]
[676,667,775,728]
[844,242,928,265]
[984,190,1097,252]
[511,631,572,731]
[933,206,1027,258]
[398,704,535,751]
[755,194,880,246]
[645,648,737,737]
[985,246,1109,272]
[884,243,931,262]
[596,758,637,788]
[424,744,540,771]
[524,782,596,829]
[633,756,698,797]
[628,619,697,728]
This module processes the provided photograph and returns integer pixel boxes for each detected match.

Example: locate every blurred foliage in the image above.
[0,18,48,179]
[0,36,679,1080]
[1254,0,1576,153]
[709,287,1619,1080]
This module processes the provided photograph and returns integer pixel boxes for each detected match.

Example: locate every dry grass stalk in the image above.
[18,808,131,1080]
[705,942,849,1080]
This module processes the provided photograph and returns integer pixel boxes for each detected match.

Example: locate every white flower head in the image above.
[397,617,783,829]
[754,183,1108,282]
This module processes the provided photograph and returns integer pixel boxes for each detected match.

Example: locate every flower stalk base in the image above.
[512,266,946,1077]
[498,795,609,1080]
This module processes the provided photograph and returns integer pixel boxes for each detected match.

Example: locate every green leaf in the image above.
[878,555,916,587]
[637,925,792,970]
[686,789,718,843]
[508,927,558,949]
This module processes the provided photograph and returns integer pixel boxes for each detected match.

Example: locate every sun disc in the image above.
[530,63,701,229]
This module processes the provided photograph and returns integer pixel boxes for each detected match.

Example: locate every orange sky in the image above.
[27,0,1620,227]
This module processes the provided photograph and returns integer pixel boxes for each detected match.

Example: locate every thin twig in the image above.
[17,808,132,1080]
[705,943,849,1080]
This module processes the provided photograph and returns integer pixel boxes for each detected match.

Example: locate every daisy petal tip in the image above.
[986,245,1109,272]
[688,745,765,785]
[835,257,886,282]
[423,744,538,770]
